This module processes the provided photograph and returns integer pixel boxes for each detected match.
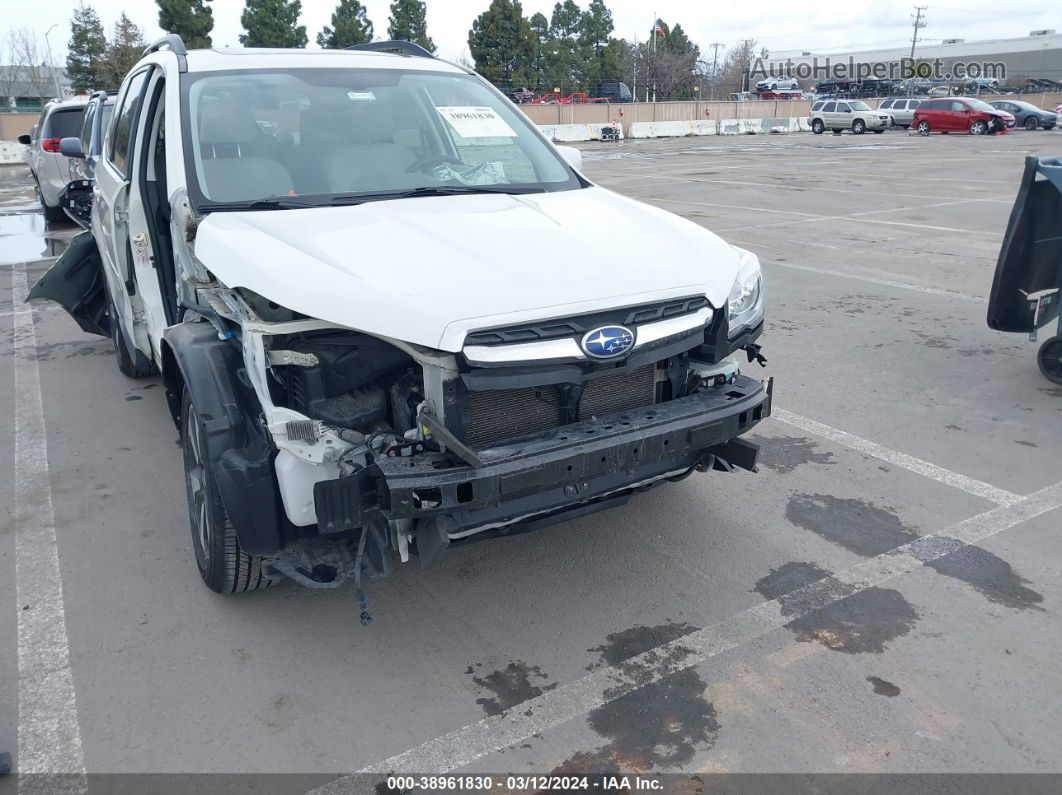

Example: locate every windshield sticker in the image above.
[436,106,517,138]
[347,91,376,101]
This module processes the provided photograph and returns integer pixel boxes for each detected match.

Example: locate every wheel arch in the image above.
[162,321,297,556]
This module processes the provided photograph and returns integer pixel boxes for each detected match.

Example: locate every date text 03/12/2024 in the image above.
[385,776,664,790]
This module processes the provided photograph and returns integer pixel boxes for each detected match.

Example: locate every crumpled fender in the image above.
[162,321,297,556]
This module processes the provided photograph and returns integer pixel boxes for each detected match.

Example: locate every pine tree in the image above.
[468,0,536,89]
[66,3,108,94]
[102,13,146,88]
[240,0,307,48]
[157,0,214,49]
[387,0,433,52]
[317,0,373,49]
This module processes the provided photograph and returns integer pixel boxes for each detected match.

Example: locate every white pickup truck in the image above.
[30,37,772,598]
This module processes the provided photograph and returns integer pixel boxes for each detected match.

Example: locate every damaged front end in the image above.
[165,272,772,591]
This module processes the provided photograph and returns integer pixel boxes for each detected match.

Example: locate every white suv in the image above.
[809,99,890,134]
[18,98,88,220]
[31,36,772,597]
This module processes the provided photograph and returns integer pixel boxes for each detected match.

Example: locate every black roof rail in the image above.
[346,40,434,58]
[143,34,188,72]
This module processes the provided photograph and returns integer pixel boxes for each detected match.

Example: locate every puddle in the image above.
[786,586,920,654]
[754,561,832,602]
[0,212,75,264]
[752,435,835,474]
[910,537,1045,611]
[867,676,901,697]
[552,623,718,774]
[468,661,556,716]
[786,493,919,557]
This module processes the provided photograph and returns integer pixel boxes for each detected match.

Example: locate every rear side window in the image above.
[822,102,836,112]
[108,70,150,178]
[42,108,85,139]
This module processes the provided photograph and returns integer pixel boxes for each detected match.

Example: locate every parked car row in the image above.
[809,95,1058,135]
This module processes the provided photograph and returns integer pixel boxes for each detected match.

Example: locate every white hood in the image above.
[193,186,741,352]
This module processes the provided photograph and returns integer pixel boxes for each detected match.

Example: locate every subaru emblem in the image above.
[581,325,635,359]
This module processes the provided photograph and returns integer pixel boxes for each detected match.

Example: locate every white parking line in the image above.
[772,408,1021,506]
[318,481,1061,785]
[738,251,987,303]
[614,172,1011,204]
[11,263,87,791]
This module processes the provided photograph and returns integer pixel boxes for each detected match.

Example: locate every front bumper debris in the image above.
[314,374,773,555]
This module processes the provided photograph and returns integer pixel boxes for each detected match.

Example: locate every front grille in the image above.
[464,365,657,448]
[465,297,709,347]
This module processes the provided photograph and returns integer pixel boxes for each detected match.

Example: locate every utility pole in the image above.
[709,42,723,100]
[741,38,754,94]
[44,24,63,100]
[910,6,927,60]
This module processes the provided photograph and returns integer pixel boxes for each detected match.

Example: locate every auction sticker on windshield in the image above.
[437,106,517,138]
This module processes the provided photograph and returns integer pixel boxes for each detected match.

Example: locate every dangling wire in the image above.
[354,528,373,626]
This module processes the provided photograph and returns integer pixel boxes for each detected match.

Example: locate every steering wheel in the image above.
[404,154,464,174]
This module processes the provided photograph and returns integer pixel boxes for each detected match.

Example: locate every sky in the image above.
[2,0,1057,65]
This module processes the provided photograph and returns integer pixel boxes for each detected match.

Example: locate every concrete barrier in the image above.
[0,140,26,165]
[629,119,718,138]
[537,123,624,142]
[763,117,799,134]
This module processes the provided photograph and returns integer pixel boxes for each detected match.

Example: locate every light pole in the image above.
[44,24,63,100]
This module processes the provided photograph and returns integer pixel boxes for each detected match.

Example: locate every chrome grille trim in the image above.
[463,307,712,365]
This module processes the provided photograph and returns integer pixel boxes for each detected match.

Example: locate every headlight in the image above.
[727,247,764,337]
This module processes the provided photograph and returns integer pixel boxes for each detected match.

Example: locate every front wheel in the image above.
[970,120,989,135]
[811,118,825,134]
[917,120,931,135]
[852,119,866,134]
[182,389,278,593]
[1024,116,1039,131]
[1038,336,1062,385]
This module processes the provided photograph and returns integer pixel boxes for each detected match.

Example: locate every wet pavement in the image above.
[0,132,1060,786]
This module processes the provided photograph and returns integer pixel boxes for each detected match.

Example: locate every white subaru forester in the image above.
[31,36,771,599]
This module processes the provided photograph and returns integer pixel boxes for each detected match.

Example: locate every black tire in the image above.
[852,119,866,134]
[969,120,988,135]
[917,120,931,135]
[109,296,155,378]
[811,118,824,134]
[34,178,66,223]
[1024,116,1038,131]
[181,388,278,593]
[1037,336,1062,385]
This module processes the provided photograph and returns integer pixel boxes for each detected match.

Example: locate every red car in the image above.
[913,97,1015,135]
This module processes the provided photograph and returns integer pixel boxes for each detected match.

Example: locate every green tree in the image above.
[545,0,582,92]
[240,0,307,48]
[580,0,616,90]
[468,0,536,89]
[66,2,108,94]
[157,0,214,49]
[387,0,433,52]
[317,0,373,48]
[528,11,549,90]
[102,12,145,88]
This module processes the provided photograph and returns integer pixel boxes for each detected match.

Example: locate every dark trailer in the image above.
[988,156,1062,385]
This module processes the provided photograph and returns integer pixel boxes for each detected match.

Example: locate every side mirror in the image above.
[17,134,32,145]
[60,137,85,159]
[556,145,582,171]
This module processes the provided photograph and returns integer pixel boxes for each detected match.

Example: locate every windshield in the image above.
[966,99,997,112]
[849,101,871,111]
[181,68,580,208]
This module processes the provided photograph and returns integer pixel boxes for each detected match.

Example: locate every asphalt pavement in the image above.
[1,128,1061,792]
